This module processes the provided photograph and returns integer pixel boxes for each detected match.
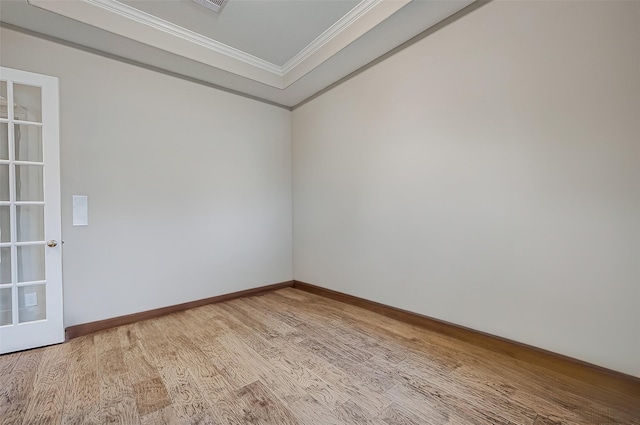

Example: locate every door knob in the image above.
[47,240,58,247]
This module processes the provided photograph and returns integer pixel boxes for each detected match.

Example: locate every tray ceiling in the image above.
[0,0,476,107]
[119,0,361,67]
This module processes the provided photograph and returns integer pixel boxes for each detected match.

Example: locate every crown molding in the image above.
[27,0,410,89]
[28,0,284,87]
[282,0,410,88]
[83,0,283,75]
[281,0,382,74]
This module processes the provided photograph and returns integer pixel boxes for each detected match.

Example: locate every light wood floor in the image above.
[1,288,638,425]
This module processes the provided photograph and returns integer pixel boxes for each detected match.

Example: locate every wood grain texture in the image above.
[20,343,71,424]
[0,349,43,425]
[60,335,100,424]
[293,280,640,399]
[0,288,638,424]
[65,280,293,339]
[231,380,299,425]
[131,377,170,416]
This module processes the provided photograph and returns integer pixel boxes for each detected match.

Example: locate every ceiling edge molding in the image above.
[281,0,381,74]
[282,0,410,87]
[26,0,409,89]
[27,0,285,87]
[86,0,282,73]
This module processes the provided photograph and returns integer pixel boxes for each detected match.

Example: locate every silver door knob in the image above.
[47,240,58,247]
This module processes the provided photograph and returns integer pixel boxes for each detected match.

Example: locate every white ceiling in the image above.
[0,0,476,108]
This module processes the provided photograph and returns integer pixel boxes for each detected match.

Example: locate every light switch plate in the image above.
[24,292,38,307]
[73,195,88,226]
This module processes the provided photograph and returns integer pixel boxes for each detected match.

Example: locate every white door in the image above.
[0,67,63,354]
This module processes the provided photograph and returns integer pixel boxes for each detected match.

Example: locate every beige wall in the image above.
[293,1,640,377]
[1,28,293,327]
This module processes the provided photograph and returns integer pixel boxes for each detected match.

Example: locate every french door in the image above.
[0,67,63,354]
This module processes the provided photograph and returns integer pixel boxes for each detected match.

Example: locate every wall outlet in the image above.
[24,292,38,307]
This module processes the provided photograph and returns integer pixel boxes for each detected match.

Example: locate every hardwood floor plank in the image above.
[287,327,397,393]
[21,383,68,425]
[132,319,179,369]
[212,333,306,405]
[188,359,244,424]
[231,380,299,425]
[139,405,181,425]
[158,367,212,424]
[255,293,407,364]
[189,360,229,397]
[61,335,100,423]
[294,322,374,364]
[198,401,245,425]
[215,301,285,340]
[96,329,127,377]
[378,402,442,425]
[21,344,70,425]
[532,416,563,425]
[279,338,385,412]
[386,382,517,425]
[389,353,537,425]
[132,377,171,416]
[100,373,140,425]
[206,308,275,355]
[288,394,345,425]
[232,297,298,336]
[267,333,391,415]
[0,349,43,425]
[243,293,304,327]
[0,351,20,379]
[61,405,101,425]
[198,338,260,390]
[3,288,638,425]
[212,309,344,409]
[333,399,377,424]
[119,325,159,385]
[259,344,349,410]
[95,326,141,424]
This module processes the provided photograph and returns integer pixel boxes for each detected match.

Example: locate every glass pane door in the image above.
[0,67,62,355]
[0,80,47,327]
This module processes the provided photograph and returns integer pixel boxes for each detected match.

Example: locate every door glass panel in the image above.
[0,206,9,243]
[0,123,8,160]
[0,165,8,201]
[14,125,43,162]
[0,247,11,284]
[0,287,11,326]
[17,245,45,282]
[16,205,44,242]
[0,81,7,119]
[15,165,43,201]
[13,84,42,123]
[18,284,46,323]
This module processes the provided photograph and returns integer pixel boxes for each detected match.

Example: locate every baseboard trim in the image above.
[65,280,294,340]
[292,280,640,397]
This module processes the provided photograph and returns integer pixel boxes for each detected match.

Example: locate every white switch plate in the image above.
[24,292,38,307]
[73,195,88,226]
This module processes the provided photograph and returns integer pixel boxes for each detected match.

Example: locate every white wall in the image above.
[293,1,640,377]
[1,28,293,327]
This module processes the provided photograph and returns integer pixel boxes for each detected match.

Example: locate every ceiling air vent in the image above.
[192,0,228,14]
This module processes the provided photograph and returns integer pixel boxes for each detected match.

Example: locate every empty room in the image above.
[0,0,639,423]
